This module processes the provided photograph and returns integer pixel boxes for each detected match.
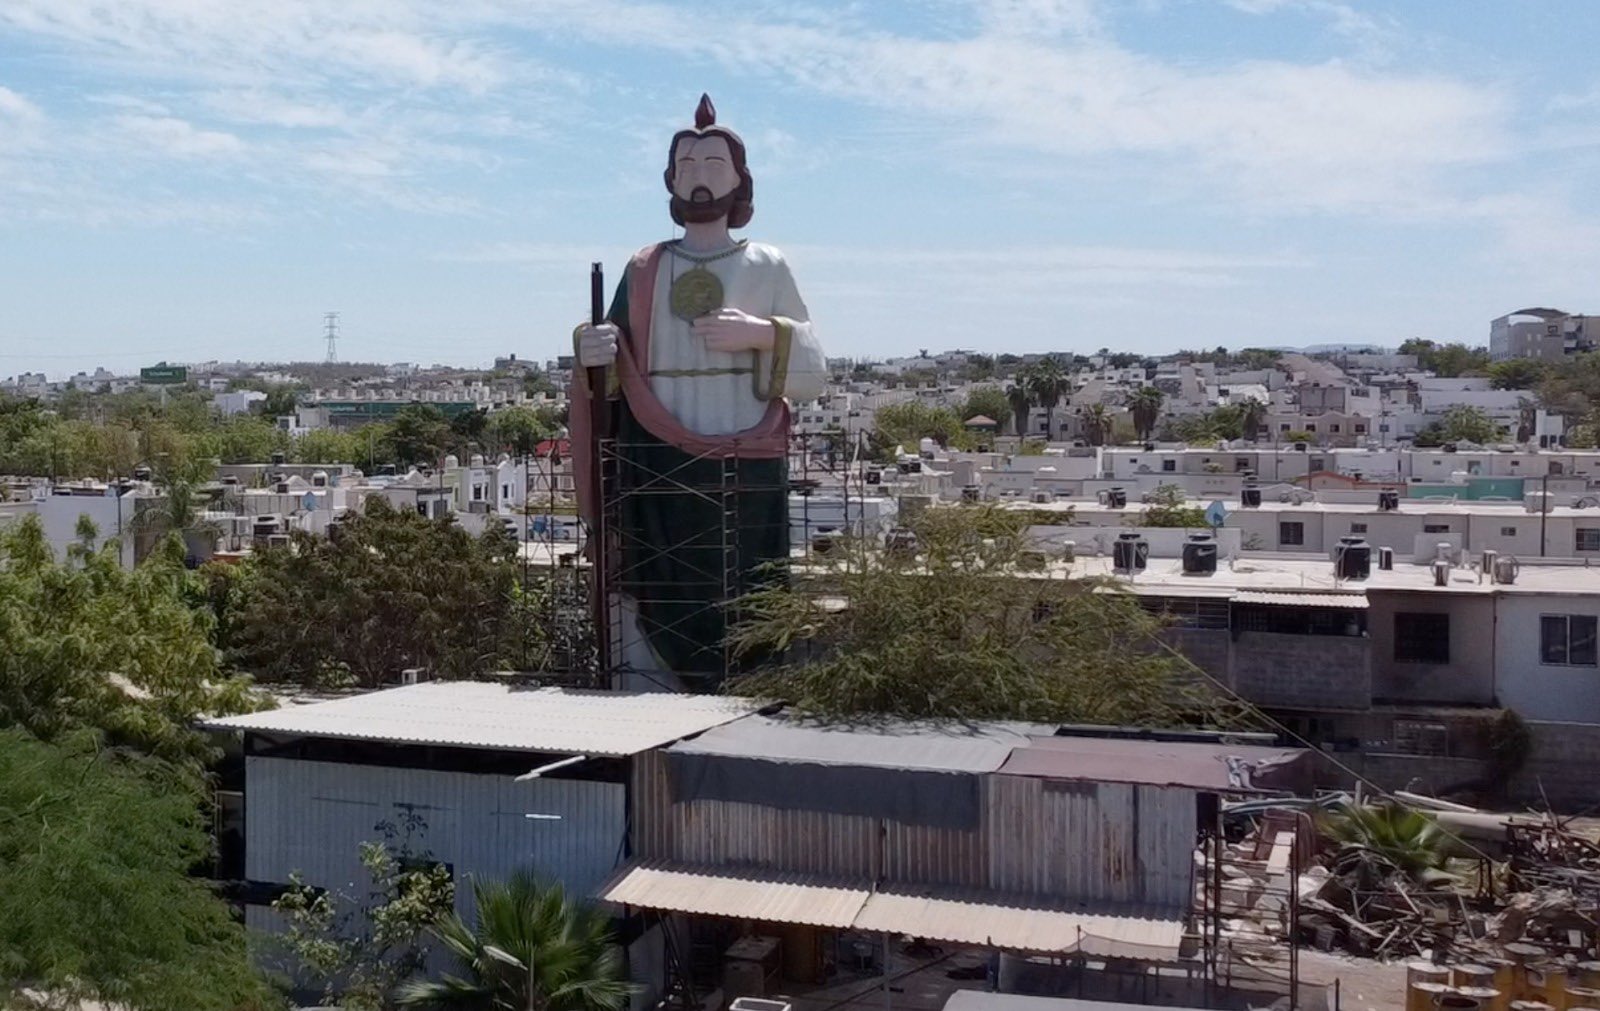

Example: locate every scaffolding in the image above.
[515,423,880,691]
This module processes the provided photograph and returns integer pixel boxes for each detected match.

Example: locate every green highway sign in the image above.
[140,364,188,384]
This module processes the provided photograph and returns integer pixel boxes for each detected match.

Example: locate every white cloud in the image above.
[113,114,245,158]
[0,85,43,121]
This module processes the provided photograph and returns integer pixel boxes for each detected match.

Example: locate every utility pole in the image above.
[323,312,340,364]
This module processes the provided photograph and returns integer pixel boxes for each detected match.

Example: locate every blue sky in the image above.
[3,0,1599,377]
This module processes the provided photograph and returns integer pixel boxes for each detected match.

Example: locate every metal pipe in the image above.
[515,754,588,781]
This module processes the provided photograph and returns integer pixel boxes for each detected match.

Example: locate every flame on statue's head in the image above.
[665,93,754,229]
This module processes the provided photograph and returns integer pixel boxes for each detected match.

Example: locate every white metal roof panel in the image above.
[668,711,1052,773]
[854,886,1184,958]
[598,861,869,928]
[597,862,1182,958]
[1232,590,1368,608]
[200,682,755,757]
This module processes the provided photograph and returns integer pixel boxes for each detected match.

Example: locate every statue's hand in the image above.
[576,322,620,367]
[693,308,775,354]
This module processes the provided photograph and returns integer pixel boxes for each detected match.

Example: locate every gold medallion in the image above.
[669,265,723,321]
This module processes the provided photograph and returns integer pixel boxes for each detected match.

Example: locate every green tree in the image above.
[274,811,456,1011]
[1398,339,1490,378]
[1435,404,1502,445]
[1128,386,1164,442]
[486,405,562,457]
[1140,484,1207,528]
[1006,385,1033,437]
[388,405,454,468]
[959,385,1010,426]
[728,505,1226,725]
[1239,399,1267,442]
[1021,358,1070,438]
[1487,358,1548,391]
[0,730,276,1011]
[397,874,634,1011]
[1080,403,1113,447]
[227,497,519,687]
[216,414,289,464]
[1319,802,1455,888]
[0,516,260,766]
[872,401,966,456]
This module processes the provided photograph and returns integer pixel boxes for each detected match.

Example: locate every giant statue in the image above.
[571,94,825,687]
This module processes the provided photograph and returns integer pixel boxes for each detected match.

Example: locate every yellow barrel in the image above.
[1408,962,1450,986]
[1436,992,1484,1010]
[1411,982,1452,1011]
[1580,964,1600,989]
[1484,959,1519,1001]
[1456,966,1496,988]
[1458,987,1502,1011]
[1509,1002,1554,1011]
[1530,963,1569,1007]
[1569,987,1600,1010]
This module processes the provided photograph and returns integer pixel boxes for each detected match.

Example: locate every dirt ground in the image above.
[1295,950,1410,1011]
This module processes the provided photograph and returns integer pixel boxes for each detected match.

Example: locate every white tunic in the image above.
[645,240,826,433]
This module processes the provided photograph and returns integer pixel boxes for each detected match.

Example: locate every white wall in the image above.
[1495,594,1600,722]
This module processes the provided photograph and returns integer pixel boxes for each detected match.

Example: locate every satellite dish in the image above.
[1205,501,1228,528]
[302,491,317,511]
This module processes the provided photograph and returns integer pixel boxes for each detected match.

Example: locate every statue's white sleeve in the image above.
[768,257,827,403]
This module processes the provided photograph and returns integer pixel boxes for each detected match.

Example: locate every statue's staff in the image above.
[587,261,612,676]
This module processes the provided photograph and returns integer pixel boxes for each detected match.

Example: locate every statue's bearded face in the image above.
[671,135,741,224]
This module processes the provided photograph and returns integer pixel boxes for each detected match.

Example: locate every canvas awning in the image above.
[599,862,869,929]
[1232,590,1368,609]
[598,862,1184,958]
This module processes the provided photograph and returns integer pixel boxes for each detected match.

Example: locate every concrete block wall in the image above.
[1513,720,1600,809]
[1233,633,1371,709]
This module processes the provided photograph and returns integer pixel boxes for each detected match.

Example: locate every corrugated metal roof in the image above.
[854,886,1183,957]
[945,993,1209,1011]
[598,861,870,928]
[997,736,1311,792]
[199,682,755,757]
[1232,590,1368,608]
[668,712,1051,773]
[597,862,1182,957]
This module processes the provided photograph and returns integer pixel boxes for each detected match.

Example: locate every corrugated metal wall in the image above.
[633,752,1191,905]
[985,777,1195,907]
[247,757,627,917]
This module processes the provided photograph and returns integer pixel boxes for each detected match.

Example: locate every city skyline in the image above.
[3,1,1598,374]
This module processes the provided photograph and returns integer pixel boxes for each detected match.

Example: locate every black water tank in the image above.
[1335,536,1371,580]
[865,469,882,485]
[1112,532,1149,572]
[1241,487,1263,508]
[1106,487,1128,509]
[271,450,287,466]
[1377,546,1394,571]
[1182,533,1218,575]
[1378,489,1399,511]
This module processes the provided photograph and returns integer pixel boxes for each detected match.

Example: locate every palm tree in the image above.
[397,873,635,1011]
[1023,358,1070,440]
[1006,384,1033,438]
[1239,398,1267,443]
[1081,404,1113,447]
[1128,386,1164,442]
[1319,802,1455,888]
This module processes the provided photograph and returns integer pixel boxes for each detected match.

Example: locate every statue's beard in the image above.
[672,185,738,224]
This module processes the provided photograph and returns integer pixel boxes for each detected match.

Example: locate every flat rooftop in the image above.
[1067,553,1600,596]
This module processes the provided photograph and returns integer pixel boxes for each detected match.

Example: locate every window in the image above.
[1501,526,1517,537]
[501,484,512,500]
[472,484,485,501]
[1422,524,1450,534]
[1280,423,1291,432]
[1305,423,1317,433]
[1355,424,1367,434]
[1331,423,1342,433]
[1162,459,1176,472]
[1579,528,1600,552]
[1351,523,1368,533]
[1235,457,1251,472]
[1278,521,1305,546]
[1541,614,1598,666]
[1394,612,1450,663]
